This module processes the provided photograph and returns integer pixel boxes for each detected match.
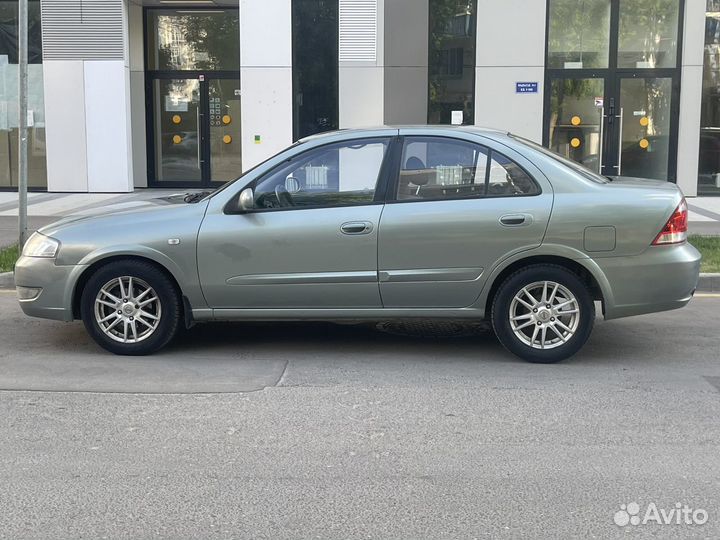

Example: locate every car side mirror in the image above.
[238,187,254,212]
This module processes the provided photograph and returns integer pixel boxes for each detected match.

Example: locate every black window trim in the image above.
[385,135,543,205]
[223,136,399,215]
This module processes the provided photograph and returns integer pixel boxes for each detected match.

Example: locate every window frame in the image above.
[224,136,399,215]
[385,135,542,204]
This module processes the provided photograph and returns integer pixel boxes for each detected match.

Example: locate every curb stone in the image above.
[1,271,719,293]
[0,271,13,289]
[700,273,720,293]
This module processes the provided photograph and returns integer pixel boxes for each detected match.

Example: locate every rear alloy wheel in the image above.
[491,265,595,363]
[81,261,181,355]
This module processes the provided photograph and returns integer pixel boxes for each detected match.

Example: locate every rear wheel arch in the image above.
[484,255,606,318]
[72,255,184,320]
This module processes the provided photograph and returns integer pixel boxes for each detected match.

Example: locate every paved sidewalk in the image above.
[1,190,719,248]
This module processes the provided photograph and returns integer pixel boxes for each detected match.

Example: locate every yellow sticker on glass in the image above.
[570,137,581,148]
[172,134,182,144]
[639,116,649,127]
[172,115,182,125]
[571,116,582,126]
[639,138,649,149]
[222,115,232,125]
[223,135,232,144]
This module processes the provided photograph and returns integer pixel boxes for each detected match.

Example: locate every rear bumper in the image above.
[13,256,85,322]
[597,243,701,320]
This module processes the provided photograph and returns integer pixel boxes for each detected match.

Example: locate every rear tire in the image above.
[491,264,595,363]
[80,260,181,355]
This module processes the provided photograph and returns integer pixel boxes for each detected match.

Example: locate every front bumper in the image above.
[596,242,701,320]
[13,255,86,322]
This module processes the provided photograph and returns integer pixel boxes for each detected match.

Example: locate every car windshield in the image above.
[509,134,611,184]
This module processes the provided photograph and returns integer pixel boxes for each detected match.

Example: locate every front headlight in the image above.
[22,232,60,258]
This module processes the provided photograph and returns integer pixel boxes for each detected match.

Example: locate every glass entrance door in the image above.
[547,75,677,180]
[610,76,674,180]
[149,75,241,187]
[547,77,606,174]
[544,0,683,182]
[145,7,241,187]
[152,78,202,183]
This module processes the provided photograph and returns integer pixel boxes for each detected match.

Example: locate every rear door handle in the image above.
[341,221,373,235]
[499,214,532,227]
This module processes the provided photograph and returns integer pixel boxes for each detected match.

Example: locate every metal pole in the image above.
[18,0,29,248]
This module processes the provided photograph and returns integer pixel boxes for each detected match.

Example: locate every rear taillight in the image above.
[652,199,688,245]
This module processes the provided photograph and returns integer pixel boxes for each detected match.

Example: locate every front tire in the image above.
[80,260,181,355]
[491,265,595,363]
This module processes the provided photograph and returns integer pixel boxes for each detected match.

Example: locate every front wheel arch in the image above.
[72,255,184,321]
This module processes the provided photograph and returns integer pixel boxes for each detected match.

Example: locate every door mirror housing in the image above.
[238,187,255,212]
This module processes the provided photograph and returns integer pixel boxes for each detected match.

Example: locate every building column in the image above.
[383,0,428,125]
[474,0,546,142]
[677,0,705,197]
[339,0,384,128]
[128,1,147,189]
[239,0,293,171]
[40,0,133,192]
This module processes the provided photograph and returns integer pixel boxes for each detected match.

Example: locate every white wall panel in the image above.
[127,1,144,72]
[240,0,291,67]
[239,0,292,170]
[677,0,706,196]
[240,67,293,171]
[43,61,88,192]
[677,65,702,196]
[475,67,544,142]
[683,0,706,67]
[476,0,546,67]
[340,66,384,128]
[130,72,147,188]
[339,0,383,128]
[84,61,133,192]
[474,0,545,140]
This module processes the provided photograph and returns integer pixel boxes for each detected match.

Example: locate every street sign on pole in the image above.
[18,0,29,248]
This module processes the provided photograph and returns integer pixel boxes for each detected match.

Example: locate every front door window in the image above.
[250,138,390,210]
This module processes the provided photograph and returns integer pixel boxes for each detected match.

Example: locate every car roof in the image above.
[299,125,509,143]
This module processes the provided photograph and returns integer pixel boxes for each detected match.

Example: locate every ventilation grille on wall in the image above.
[41,0,125,61]
[339,0,377,62]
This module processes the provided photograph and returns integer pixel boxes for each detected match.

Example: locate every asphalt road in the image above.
[0,292,719,539]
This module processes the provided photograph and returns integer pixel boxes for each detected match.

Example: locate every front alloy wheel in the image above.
[94,276,162,344]
[492,265,595,363]
[81,260,181,355]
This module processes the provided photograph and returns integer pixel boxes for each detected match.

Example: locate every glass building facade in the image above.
[6,0,711,197]
[545,0,682,183]
[699,0,720,196]
[0,0,46,189]
[428,0,477,125]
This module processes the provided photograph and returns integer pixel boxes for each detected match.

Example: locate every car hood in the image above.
[38,193,207,235]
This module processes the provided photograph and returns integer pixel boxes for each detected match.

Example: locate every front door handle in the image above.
[499,214,532,227]
[341,221,373,235]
